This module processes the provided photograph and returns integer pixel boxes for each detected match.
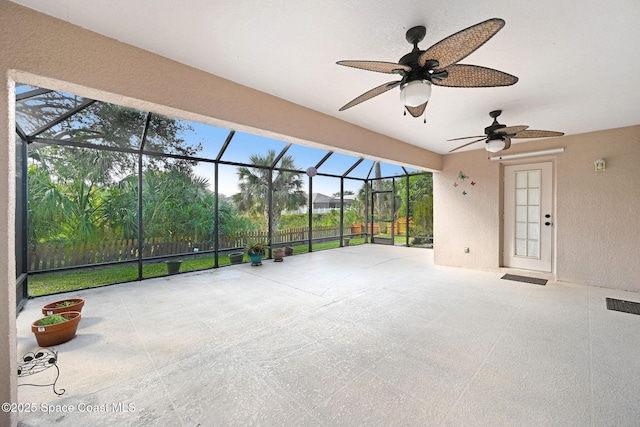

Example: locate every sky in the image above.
[15,83,420,197]
[183,121,413,197]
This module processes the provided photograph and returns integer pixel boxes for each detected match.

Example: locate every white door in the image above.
[503,162,553,272]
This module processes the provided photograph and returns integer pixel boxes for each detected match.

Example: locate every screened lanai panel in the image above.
[220,131,288,165]
[377,162,407,178]
[143,116,229,158]
[408,173,434,247]
[141,156,216,278]
[346,158,375,179]
[404,166,423,174]
[310,175,344,251]
[275,144,329,171]
[217,163,256,260]
[37,101,147,149]
[26,143,139,275]
[15,86,92,137]
[343,178,367,244]
[316,152,361,176]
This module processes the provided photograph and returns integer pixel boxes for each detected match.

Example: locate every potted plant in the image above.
[41,297,85,316]
[229,251,245,264]
[272,247,285,262]
[284,246,294,256]
[247,242,268,266]
[31,311,82,347]
[166,260,182,274]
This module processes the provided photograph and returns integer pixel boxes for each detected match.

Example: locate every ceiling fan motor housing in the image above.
[485,123,506,135]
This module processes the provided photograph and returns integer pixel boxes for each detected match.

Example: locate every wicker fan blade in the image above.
[418,18,505,69]
[339,81,402,111]
[449,137,486,153]
[496,125,528,135]
[337,60,411,75]
[433,64,518,87]
[512,130,565,139]
[405,101,428,118]
[503,137,511,150]
[447,135,485,141]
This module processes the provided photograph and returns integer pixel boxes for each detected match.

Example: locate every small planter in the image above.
[284,246,294,256]
[247,242,267,266]
[248,252,264,266]
[42,298,85,316]
[343,238,351,246]
[272,248,284,262]
[229,251,244,264]
[166,260,182,275]
[32,311,82,347]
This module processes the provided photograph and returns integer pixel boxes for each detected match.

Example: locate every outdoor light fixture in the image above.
[594,158,606,172]
[400,80,431,107]
[306,166,317,177]
[485,137,506,153]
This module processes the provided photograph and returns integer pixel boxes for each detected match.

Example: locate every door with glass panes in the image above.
[503,162,553,272]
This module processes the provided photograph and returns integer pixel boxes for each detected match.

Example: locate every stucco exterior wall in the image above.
[555,126,640,290]
[0,73,17,427]
[434,125,640,291]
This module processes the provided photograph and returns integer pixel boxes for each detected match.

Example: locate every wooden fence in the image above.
[27,221,416,271]
[28,225,355,271]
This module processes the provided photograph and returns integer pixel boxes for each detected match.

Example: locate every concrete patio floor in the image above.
[15,245,640,426]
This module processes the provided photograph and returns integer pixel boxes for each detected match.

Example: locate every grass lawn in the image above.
[27,239,367,296]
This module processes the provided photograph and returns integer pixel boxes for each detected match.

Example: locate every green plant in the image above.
[55,301,75,308]
[247,242,268,255]
[35,314,68,326]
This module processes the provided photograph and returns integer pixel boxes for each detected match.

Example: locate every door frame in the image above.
[370,182,395,245]
[501,160,556,273]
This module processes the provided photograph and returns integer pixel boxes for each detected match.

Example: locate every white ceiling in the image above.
[11,0,640,155]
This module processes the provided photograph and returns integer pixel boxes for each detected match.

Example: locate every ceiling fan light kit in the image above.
[400,80,431,107]
[485,138,506,153]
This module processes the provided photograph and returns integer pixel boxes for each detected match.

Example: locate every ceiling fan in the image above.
[448,110,565,153]
[336,18,518,121]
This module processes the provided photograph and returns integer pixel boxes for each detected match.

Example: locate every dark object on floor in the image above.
[606,298,640,315]
[500,274,547,286]
[18,348,65,395]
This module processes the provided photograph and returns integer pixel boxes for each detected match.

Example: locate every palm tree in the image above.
[234,150,306,235]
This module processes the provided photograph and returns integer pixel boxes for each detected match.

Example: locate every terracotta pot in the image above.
[272,248,284,262]
[32,311,82,347]
[41,298,85,316]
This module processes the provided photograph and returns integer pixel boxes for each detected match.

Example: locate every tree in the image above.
[105,171,214,241]
[234,150,306,235]
[397,173,433,237]
[332,190,354,197]
[27,147,115,244]
[24,95,201,246]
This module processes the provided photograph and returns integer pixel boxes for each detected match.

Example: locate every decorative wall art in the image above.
[454,171,476,196]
